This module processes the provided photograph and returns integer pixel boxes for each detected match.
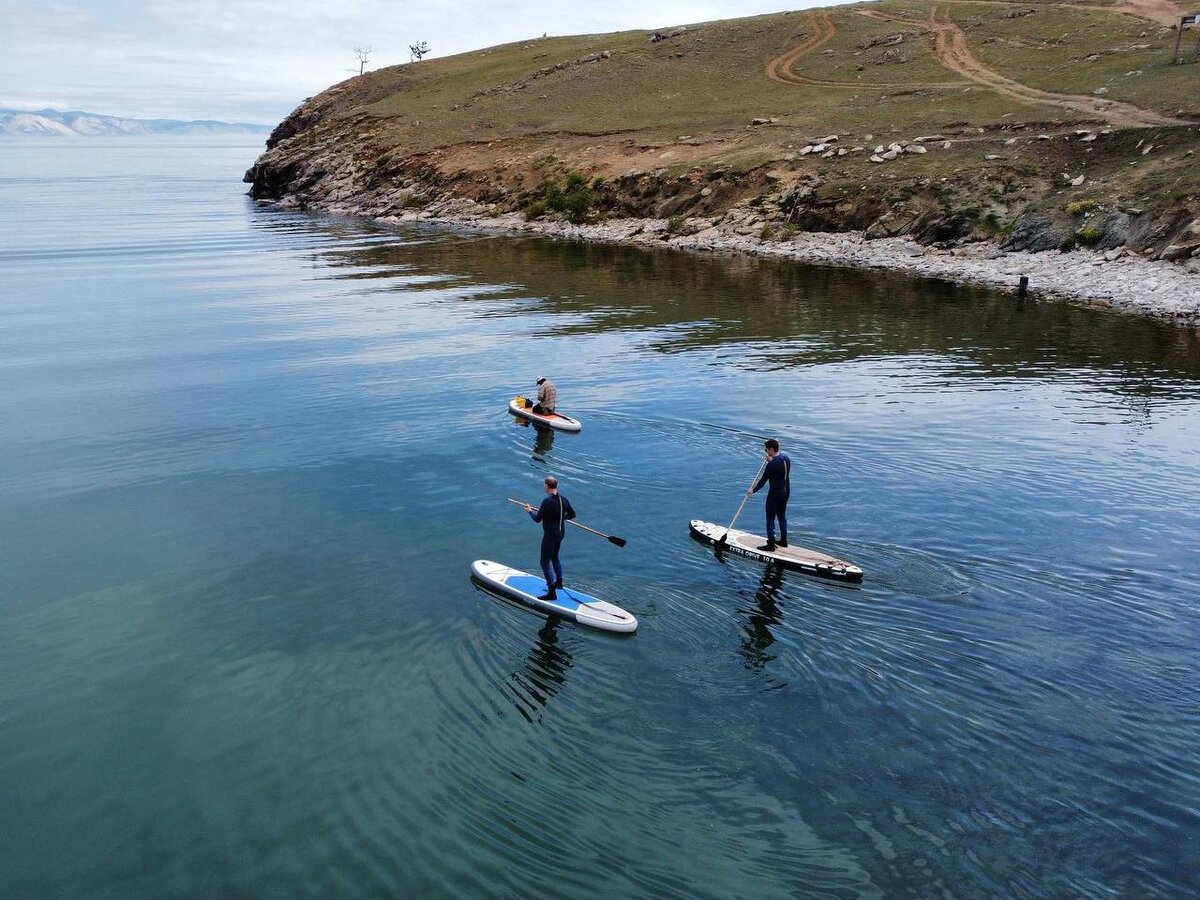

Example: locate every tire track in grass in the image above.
[765,11,969,89]
[856,4,1189,127]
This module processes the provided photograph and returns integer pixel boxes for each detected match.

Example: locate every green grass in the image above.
[332,9,1057,149]
[787,8,967,86]
[953,5,1199,116]
[305,2,1197,157]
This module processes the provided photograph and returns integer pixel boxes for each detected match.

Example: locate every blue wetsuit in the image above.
[752,453,791,544]
[530,492,576,589]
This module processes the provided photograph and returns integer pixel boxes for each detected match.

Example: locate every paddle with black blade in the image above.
[506,497,627,548]
[715,456,767,549]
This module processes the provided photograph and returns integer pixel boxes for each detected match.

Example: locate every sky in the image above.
[1,0,840,125]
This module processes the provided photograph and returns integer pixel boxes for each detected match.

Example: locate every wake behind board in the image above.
[508,398,582,433]
[689,519,864,582]
[470,560,637,633]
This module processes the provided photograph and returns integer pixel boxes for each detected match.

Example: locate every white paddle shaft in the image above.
[723,457,767,537]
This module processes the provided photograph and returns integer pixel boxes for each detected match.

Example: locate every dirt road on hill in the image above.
[765,12,839,83]
[859,5,1189,126]
[1057,0,1187,26]
[932,0,1187,27]
[765,11,968,89]
[765,5,1189,118]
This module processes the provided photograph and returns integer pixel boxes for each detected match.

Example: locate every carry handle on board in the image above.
[506,497,627,547]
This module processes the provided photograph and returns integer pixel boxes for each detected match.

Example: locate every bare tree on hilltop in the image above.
[410,41,430,62]
[351,46,372,76]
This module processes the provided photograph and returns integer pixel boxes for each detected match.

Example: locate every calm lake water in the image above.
[1,139,1198,898]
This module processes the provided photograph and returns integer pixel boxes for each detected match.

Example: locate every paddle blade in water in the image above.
[607,535,628,548]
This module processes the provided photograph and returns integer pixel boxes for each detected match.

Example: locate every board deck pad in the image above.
[505,575,583,611]
[689,519,863,582]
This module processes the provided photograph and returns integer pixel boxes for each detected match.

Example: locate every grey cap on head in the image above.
[536,375,546,384]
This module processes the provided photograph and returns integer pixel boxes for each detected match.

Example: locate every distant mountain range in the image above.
[0,108,271,137]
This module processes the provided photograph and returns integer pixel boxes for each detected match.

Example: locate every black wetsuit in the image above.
[752,453,791,544]
[530,492,576,589]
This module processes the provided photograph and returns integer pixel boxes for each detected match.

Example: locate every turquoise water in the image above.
[1,139,1199,898]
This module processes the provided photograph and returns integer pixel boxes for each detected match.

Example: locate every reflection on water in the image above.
[2,140,1200,898]
[531,424,556,460]
[336,228,1200,400]
[739,565,787,686]
[506,619,573,724]
[512,416,558,460]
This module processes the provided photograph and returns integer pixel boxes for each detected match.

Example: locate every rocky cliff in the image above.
[245,2,1200,281]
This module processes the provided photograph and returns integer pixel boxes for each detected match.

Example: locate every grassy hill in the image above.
[246,0,1200,259]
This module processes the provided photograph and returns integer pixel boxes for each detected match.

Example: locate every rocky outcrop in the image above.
[1127,208,1198,257]
[1005,205,1200,259]
[1005,210,1079,252]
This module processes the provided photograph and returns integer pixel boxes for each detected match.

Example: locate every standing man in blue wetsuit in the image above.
[523,475,576,600]
[747,439,791,552]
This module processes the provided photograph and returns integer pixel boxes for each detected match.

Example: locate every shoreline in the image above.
[322,200,1200,326]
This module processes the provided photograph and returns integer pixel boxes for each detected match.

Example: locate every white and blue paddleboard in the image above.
[470,560,637,633]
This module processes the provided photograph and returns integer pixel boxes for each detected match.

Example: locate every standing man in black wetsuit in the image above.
[747,438,791,552]
[523,475,576,600]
